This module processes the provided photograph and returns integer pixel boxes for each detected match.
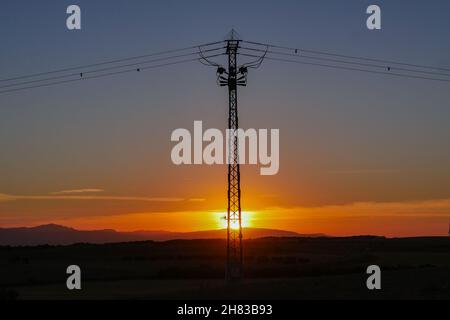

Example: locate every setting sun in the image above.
[215,211,254,230]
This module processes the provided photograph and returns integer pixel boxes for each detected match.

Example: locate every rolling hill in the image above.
[0,224,325,246]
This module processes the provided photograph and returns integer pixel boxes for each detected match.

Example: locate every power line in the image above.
[242,40,450,73]
[0,53,225,95]
[0,46,226,90]
[238,53,450,83]
[240,46,450,78]
[198,46,223,67]
[241,46,268,69]
[3,37,450,95]
[0,40,226,83]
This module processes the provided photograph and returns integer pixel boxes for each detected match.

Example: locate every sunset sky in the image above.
[1,0,450,237]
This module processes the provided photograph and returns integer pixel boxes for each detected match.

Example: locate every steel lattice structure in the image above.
[225,39,243,281]
[215,32,249,281]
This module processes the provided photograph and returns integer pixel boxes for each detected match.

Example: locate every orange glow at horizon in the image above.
[1,198,450,237]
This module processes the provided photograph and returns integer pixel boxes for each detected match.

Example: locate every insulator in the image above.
[217,67,226,75]
[239,66,248,74]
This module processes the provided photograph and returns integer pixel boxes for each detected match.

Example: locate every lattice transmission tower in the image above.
[210,30,250,281]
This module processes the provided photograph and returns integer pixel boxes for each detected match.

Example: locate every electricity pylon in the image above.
[216,31,248,281]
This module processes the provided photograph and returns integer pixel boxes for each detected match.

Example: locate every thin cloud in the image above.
[260,198,450,218]
[188,198,206,202]
[327,169,399,175]
[0,193,184,203]
[50,189,105,195]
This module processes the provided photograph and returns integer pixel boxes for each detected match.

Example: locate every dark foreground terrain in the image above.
[0,236,449,300]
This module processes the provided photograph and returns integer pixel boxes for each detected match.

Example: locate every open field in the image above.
[1,236,449,300]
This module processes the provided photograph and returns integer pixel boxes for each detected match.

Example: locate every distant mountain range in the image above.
[0,224,326,246]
